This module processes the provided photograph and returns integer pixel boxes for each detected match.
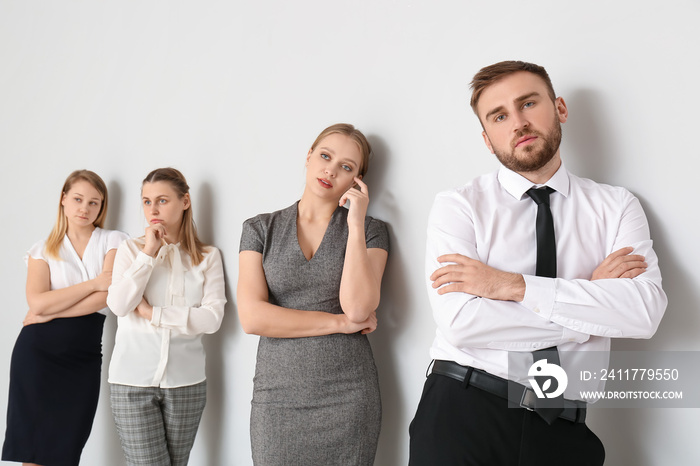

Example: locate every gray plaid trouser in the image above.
[110,381,207,466]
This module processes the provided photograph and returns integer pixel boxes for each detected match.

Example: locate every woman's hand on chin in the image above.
[340,177,369,228]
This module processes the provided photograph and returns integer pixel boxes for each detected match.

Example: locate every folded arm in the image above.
[237,250,377,338]
[146,248,226,335]
[25,249,117,321]
[24,292,109,325]
[519,195,666,338]
[107,241,155,317]
[426,192,666,351]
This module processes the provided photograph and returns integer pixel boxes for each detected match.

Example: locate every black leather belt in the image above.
[432,360,587,424]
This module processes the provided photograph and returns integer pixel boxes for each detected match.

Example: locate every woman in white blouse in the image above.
[106,167,225,466]
[2,170,127,466]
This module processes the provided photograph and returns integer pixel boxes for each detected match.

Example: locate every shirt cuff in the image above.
[521,274,556,320]
[136,251,156,266]
[151,306,162,327]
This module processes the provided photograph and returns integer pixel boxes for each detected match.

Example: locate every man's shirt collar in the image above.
[497,163,571,200]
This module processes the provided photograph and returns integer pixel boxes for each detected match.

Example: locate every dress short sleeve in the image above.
[365,217,389,252]
[240,217,265,253]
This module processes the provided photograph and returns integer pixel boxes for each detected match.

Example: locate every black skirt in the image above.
[2,312,106,466]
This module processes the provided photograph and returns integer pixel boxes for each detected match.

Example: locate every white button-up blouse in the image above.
[107,237,226,388]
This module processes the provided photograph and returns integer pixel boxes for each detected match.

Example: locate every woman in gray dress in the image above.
[238,123,389,465]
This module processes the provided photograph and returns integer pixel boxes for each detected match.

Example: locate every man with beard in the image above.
[408,61,667,466]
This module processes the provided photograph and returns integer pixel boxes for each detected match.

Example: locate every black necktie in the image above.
[526,187,563,423]
[526,187,556,278]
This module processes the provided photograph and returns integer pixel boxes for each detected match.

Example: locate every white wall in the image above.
[1,1,698,465]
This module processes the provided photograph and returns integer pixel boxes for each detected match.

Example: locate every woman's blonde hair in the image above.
[142,167,207,265]
[310,123,372,177]
[45,170,108,260]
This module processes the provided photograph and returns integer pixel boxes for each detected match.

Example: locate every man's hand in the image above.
[591,247,647,280]
[431,254,525,302]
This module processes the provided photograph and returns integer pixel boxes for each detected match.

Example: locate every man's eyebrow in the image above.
[484,105,505,121]
[483,92,542,121]
[514,91,541,104]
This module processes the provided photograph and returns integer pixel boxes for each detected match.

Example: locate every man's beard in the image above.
[492,117,562,173]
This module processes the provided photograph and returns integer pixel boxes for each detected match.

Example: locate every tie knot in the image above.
[526,187,554,206]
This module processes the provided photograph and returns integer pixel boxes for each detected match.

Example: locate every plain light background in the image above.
[1,1,698,465]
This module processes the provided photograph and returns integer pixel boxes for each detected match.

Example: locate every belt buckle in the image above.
[520,387,537,411]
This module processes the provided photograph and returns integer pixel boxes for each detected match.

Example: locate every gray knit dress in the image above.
[240,201,389,466]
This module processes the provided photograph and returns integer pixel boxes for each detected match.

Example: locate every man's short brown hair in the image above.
[469,61,557,117]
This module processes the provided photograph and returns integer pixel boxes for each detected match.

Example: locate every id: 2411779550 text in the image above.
[580,368,679,381]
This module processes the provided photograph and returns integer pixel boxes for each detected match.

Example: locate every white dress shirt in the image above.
[26,228,128,315]
[107,238,226,388]
[426,164,667,397]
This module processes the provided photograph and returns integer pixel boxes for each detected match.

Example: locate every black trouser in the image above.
[408,373,605,466]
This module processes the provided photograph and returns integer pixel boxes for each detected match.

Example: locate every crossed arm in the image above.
[427,192,667,351]
[237,247,387,338]
[431,246,648,301]
[107,243,226,336]
[23,249,117,325]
